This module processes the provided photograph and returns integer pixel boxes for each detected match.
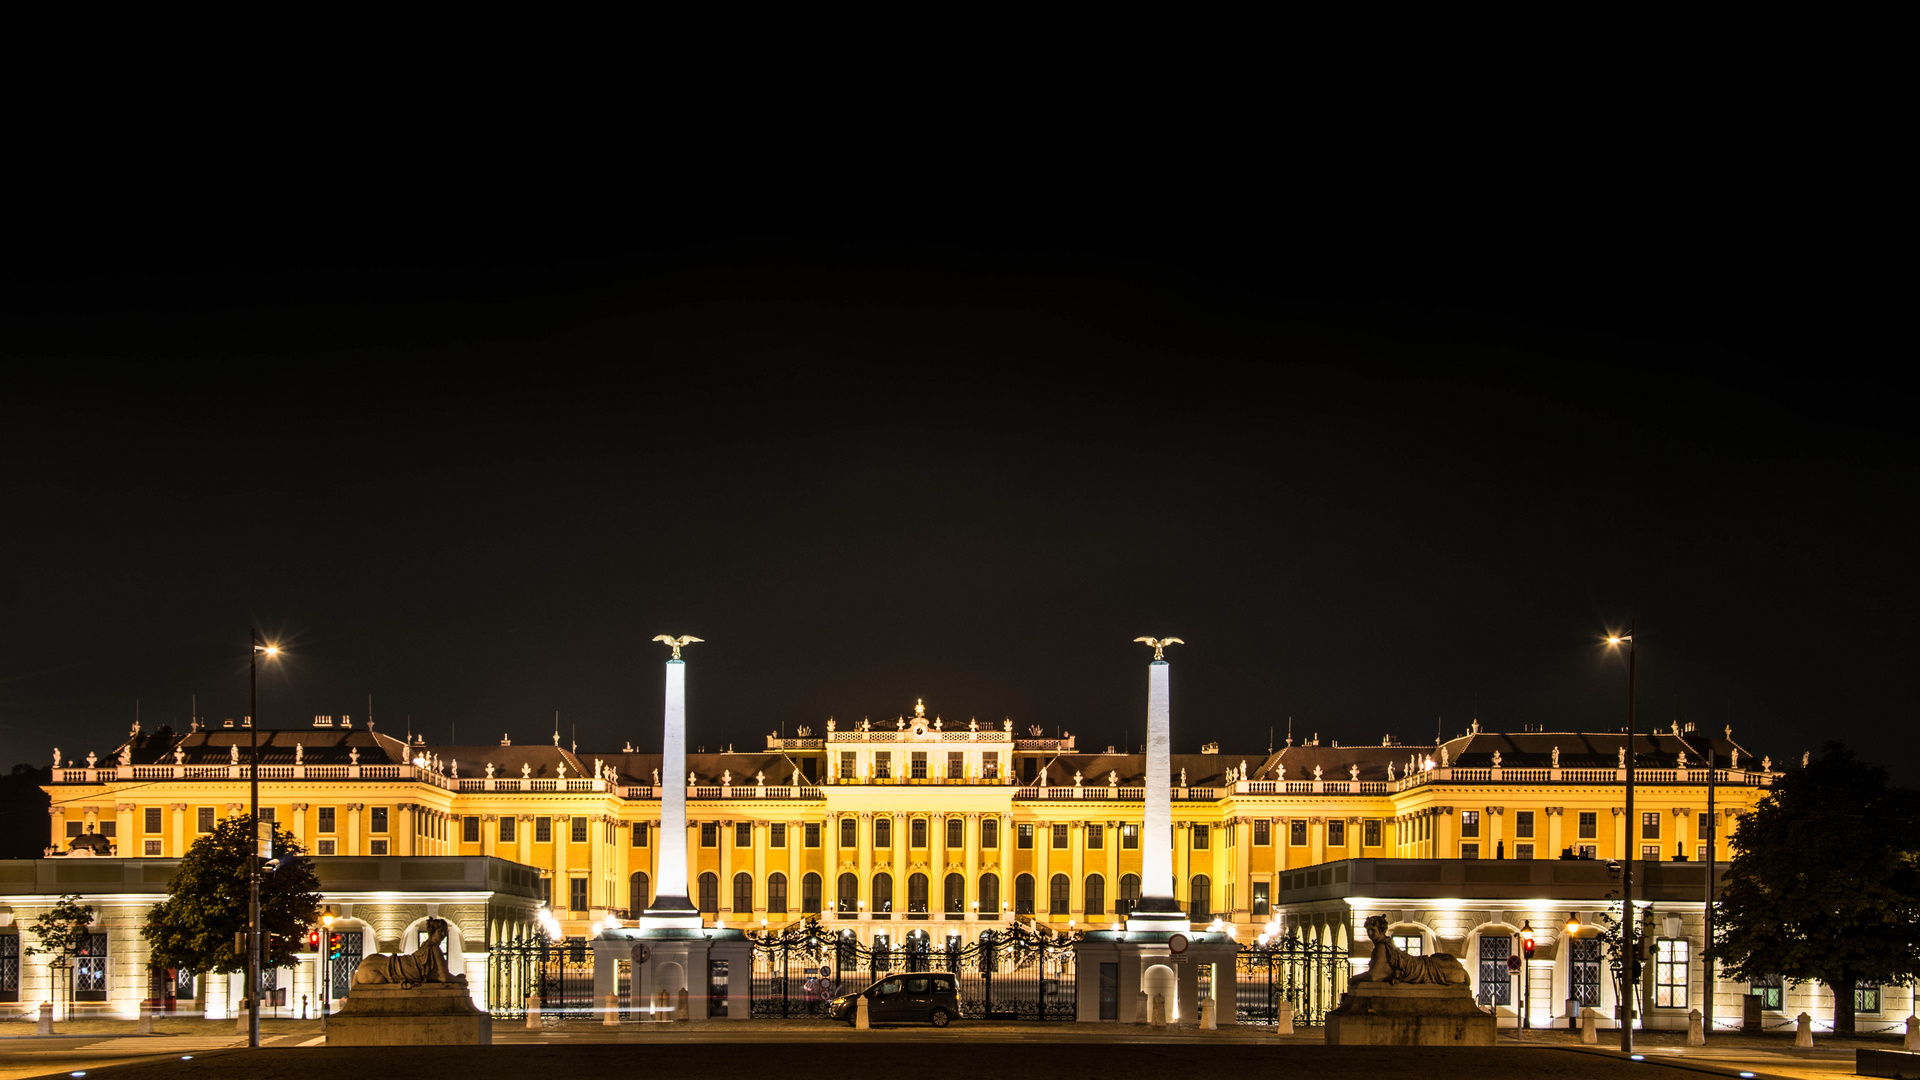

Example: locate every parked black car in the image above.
[827,972,961,1026]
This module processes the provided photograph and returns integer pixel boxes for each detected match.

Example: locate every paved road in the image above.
[0,1032,315,1080]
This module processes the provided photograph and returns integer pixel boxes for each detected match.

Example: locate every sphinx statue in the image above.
[1348,915,1469,986]
[353,917,463,988]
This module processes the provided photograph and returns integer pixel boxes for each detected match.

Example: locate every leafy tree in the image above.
[144,815,322,976]
[26,893,96,969]
[1585,891,1654,1018]
[1712,742,1920,1035]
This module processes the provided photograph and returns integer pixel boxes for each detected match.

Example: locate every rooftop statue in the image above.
[1491,751,1502,768]
[485,763,495,779]
[1350,915,1469,987]
[230,745,240,765]
[354,917,464,988]
[351,748,360,765]
[174,746,185,765]
[1551,746,1559,768]
[651,634,703,660]
[1132,636,1185,661]
[1350,764,1360,781]
[53,748,62,768]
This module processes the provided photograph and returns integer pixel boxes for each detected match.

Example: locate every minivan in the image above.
[827,971,961,1027]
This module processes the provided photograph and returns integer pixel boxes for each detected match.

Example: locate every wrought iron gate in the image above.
[488,936,594,1022]
[750,919,1078,1021]
[1235,933,1349,1027]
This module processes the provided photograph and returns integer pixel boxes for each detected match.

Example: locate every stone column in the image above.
[1546,807,1564,857]
[1310,817,1326,865]
[644,655,698,923]
[752,820,768,916]
[518,814,534,867]
[857,812,874,915]
[1035,819,1051,918]
[788,820,804,917]
[718,819,735,917]
[1069,821,1086,919]
[347,804,364,856]
[1435,807,1456,857]
[554,816,571,912]
[998,813,1013,915]
[1133,658,1183,927]
[1275,817,1290,871]
[930,812,948,907]
[1487,806,1504,856]
[964,812,981,915]
[170,803,187,857]
[1173,822,1190,909]
[115,803,136,855]
[48,805,64,852]
[1612,807,1627,860]
[1104,820,1120,920]
[1347,817,1364,861]
[288,803,307,847]
[890,811,908,916]
[482,815,497,858]
[825,812,842,911]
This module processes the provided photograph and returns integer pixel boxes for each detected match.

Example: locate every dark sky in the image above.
[4,198,1910,782]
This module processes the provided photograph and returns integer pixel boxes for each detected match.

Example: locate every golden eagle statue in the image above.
[1133,636,1185,660]
[652,634,704,659]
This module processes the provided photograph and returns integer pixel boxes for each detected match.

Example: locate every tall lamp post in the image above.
[249,631,279,1050]
[1607,629,1636,1053]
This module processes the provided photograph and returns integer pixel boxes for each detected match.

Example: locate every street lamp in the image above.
[1606,629,1637,1052]
[248,630,280,1050]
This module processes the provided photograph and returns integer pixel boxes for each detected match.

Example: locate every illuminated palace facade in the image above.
[29,700,1903,1032]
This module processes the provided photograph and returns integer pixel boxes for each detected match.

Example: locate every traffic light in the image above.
[1520,925,1535,960]
[308,929,321,951]
[328,933,343,961]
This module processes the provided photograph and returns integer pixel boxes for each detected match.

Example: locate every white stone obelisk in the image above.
[643,643,700,927]
[1129,643,1187,931]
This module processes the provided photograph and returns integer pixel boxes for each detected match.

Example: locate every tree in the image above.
[1586,891,1653,1019]
[144,815,322,977]
[1712,741,1920,1035]
[26,892,96,1004]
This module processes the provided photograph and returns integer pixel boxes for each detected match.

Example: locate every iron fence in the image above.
[750,918,1079,1021]
[488,935,594,1023]
[1235,934,1349,1027]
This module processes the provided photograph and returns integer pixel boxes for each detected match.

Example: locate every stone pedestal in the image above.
[326,985,492,1045]
[1324,983,1496,1046]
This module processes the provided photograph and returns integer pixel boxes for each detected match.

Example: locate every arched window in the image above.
[1190,875,1211,922]
[837,872,858,913]
[1015,874,1035,915]
[629,871,650,914]
[944,873,965,915]
[1049,873,1070,915]
[873,872,894,913]
[802,872,822,914]
[982,818,999,848]
[841,817,856,848]
[697,871,719,913]
[1117,873,1141,920]
[979,873,1000,914]
[768,872,788,914]
[911,818,927,848]
[733,872,754,914]
[1085,874,1105,916]
[908,873,929,913]
[875,817,891,848]
[947,817,963,848]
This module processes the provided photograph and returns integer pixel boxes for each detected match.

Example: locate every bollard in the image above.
[1200,997,1215,1030]
[137,1002,154,1035]
[1150,991,1167,1027]
[302,994,309,1021]
[1566,997,1579,1032]
[855,994,870,1030]
[37,1002,52,1034]
[1134,989,1148,1025]
[1687,1008,1704,1045]
[525,993,542,1030]
[236,1003,250,1034]
[1275,998,1294,1036]
[677,988,689,1021]
[655,990,668,1022]
[320,998,328,1036]
[1794,1011,1813,1048]
[603,993,620,1026]
[1581,1007,1597,1045]
[1906,1012,1918,1052]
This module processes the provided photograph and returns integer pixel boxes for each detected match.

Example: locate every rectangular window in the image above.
[1460,811,1480,838]
[875,816,891,847]
[1086,824,1103,849]
[197,807,215,833]
[1477,935,1511,1007]
[1017,823,1033,849]
[143,839,162,855]
[874,753,892,779]
[1697,813,1712,840]
[1751,974,1782,1011]
[541,878,552,906]
[463,816,480,843]
[499,816,516,843]
[1328,819,1346,847]
[983,752,999,779]
[983,818,999,848]
[74,933,108,1001]
[1578,811,1597,839]
[840,817,856,847]
[947,817,963,848]
[911,752,928,779]
[1654,939,1689,1008]
[1253,819,1270,845]
[632,822,648,847]
[1290,820,1308,846]
[536,817,553,844]
[948,752,964,778]
[1052,823,1069,849]
[1642,811,1660,839]
[96,821,115,838]
[1121,824,1137,849]
[1192,824,1209,849]
[1697,844,1710,862]
[143,807,161,833]
[1515,811,1534,839]
[700,822,716,847]
[912,818,927,848]
[67,822,82,837]
[840,751,856,779]
[370,839,389,855]
[258,807,274,824]
[771,823,787,848]
[0,934,17,1002]
[1856,981,1881,1014]
[1461,843,1480,859]
[806,822,820,847]
[735,822,752,848]
[1515,843,1534,860]
[569,877,589,912]
[1643,844,1662,860]
[1571,937,1603,1005]
[316,839,336,855]
[1365,819,1382,847]
[1251,882,1269,916]
[318,807,336,833]
[371,807,389,833]
[1578,844,1597,859]
[1393,934,1424,956]
[572,817,589,844]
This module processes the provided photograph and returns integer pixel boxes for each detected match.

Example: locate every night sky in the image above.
[4,208,1910,783]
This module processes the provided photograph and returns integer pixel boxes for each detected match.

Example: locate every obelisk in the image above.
[643,634,701,928]
[1129,637,1188,931]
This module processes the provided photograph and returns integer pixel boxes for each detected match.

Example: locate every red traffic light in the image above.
[1521,936,1536,959]
[308,929,321,950]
